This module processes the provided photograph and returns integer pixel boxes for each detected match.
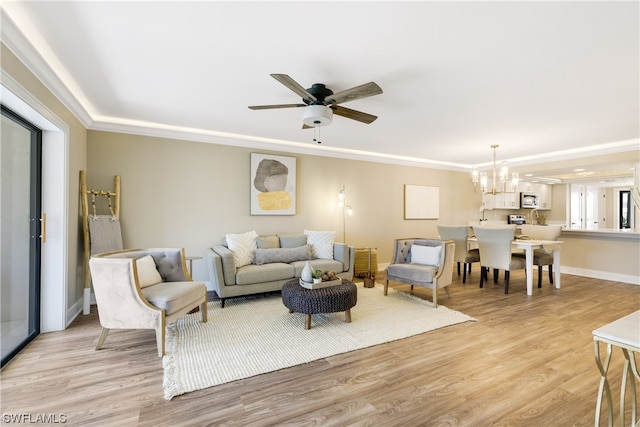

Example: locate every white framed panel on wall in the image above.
[404,184,439,219]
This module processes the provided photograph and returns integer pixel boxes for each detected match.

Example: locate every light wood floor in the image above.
[1,269,639,426]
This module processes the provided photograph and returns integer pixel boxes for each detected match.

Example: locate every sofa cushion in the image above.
[257,235,280,249]
[304,230,335,259]
[254,245,312,265]
[279,234,307,248]
[226,230,258,267]
[411,244,441,267]
[136,255,163,288]
[235,263,294,285]
[142,281,204,315]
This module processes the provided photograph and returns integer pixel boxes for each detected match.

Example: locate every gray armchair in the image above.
[89,248,208,357]
[384,238,455,307]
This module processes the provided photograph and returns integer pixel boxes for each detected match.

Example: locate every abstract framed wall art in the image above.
[250,153,296,215]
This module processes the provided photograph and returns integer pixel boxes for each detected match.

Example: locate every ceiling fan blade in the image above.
[326,82,382,105]
[302,124,313,129]
[270,74,317,103]
[330,105,378,124]
[248,104,306,110]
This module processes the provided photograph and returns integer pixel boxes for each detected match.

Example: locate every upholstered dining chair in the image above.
[89,248,208,357]
[517,224,562,288]
[473,226,526,294]
[437,225,480,284]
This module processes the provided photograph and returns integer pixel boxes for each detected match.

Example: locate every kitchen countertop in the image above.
[561,228,640,239]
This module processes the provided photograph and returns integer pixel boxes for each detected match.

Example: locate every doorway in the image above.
[1,105,42,367]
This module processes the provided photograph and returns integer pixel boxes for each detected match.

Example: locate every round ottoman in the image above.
[281,279,358,329]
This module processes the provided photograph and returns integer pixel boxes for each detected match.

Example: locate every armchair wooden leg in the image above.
[432,288,438,308]
[462,264,467,284]
[384,280,389,296]
[493,268,499,284]
[201,299,208,322]
[480,267,485,288]
[156,326,165,357]
[95,327,109,350]
[549,265,554,284]
[457,261,461,276]
[220,298,226,308]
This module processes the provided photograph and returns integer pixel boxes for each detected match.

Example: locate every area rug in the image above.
[162,283,476,400]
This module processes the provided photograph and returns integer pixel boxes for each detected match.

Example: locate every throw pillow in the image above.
[304,230,335,260]
[411,244,441,266]
[226,230,258,267]
[136,255,163,288]
[254,245,312,265]
[279,234,307,248]
[257,235,279,249]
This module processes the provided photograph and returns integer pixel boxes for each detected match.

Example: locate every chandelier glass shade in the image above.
[472,145,519,194]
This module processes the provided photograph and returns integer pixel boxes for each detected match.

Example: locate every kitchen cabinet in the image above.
[537,184,552,209]
[482,192,519,210]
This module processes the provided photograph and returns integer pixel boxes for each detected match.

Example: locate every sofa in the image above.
[205,231,355,307]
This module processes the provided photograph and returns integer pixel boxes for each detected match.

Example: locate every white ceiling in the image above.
[2,1,639,182]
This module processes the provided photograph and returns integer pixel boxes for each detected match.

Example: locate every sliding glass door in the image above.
[1,105,42,367]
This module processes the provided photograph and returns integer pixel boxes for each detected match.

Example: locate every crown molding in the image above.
[1,7,93,127]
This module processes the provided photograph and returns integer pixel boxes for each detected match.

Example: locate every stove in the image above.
[508,214,526,225]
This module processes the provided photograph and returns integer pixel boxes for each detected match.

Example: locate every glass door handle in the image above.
[40,213,46,243]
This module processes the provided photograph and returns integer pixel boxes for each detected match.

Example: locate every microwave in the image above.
[520,193,539,209]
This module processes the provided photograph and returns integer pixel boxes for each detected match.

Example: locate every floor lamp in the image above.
[338,185,352,243]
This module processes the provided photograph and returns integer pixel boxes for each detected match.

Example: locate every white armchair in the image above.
[89,248,208,357]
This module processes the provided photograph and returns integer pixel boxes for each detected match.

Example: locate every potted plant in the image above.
[312,269,323,284]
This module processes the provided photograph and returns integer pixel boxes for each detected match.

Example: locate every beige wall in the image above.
[559,232,640,280]
[86,130,481,282]
[1,43,88,309]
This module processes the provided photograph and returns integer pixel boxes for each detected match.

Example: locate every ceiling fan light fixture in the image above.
[302,105,332,127]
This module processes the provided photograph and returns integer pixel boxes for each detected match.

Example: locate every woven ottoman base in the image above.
[281,279,358,329]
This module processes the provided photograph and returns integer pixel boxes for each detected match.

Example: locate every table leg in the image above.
[594,339,614,427]
[621,348,639,426]
[525,246,534,296]
[305,314,311,330]
[553,249,561,290]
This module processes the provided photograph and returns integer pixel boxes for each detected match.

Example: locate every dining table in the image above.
[468,237,563,296]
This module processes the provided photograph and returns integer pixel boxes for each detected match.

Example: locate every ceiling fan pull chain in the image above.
[313,122,321,144]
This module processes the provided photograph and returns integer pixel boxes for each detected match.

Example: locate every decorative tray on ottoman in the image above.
[299,278,343,290]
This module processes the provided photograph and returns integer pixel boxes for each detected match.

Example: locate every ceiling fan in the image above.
[248,74,383,129]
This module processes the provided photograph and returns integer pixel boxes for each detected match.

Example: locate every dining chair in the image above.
[437,225,480,284]
[517,224,562,288]
[473,226,526,294]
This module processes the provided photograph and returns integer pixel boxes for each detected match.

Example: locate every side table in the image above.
[354,247,377,288]
[592,310,640,426]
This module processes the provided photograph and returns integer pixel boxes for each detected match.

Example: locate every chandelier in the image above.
[472,145,519,194]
